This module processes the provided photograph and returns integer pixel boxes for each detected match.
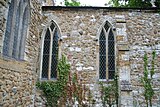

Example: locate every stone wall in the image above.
[40,7,160,106]
[128,11,160,106]
[0,0,8,54]
[0,0,42,106]
[1,2,160,106]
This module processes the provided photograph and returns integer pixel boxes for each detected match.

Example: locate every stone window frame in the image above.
[2,0,30,60]
[97,21,117,81]
[39,20,62,80]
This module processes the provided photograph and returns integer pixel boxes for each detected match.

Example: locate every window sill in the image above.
[98,79,114,83]
[1,54,26,62]
[39,78,57,81]
[0,55,27,72]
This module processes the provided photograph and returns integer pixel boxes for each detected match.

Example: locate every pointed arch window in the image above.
[41,22,60,80]
[99,22,115,80]
[3,0,30,60]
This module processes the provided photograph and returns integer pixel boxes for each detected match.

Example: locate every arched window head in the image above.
[99,21,115,80]
[41,21,60,80]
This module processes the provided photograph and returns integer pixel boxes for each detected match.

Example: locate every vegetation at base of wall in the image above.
[99,74,119,107]
[64,0,81,6]
[36,55,92,107]
[36,55,70,106]
[141,51,156,107]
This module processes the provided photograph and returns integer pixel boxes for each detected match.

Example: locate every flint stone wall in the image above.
[40,7,160,106]
[0,0,42,106]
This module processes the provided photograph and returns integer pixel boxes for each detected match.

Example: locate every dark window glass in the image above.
[42,28,50,79]
[50,23,55,31]
[51,29,59,79]
[108,30,115,79]
[104,22,110,32]
[99,29,106,79]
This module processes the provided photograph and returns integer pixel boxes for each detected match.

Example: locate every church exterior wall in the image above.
[0,1,160,106]
[40,7,160,106]
[0,0,42,106]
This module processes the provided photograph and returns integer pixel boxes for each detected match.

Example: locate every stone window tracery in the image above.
[99,21,115,80]
[40,21,60,80]
[3,0,30,60]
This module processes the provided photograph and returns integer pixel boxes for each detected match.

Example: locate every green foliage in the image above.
[64,0,81,6]
[155,0,160,7]
[36,55,70,107]
[127,0,152,8]
[100,74,119,107]
[108,0,160,8]
[36,55,92,106]
[141,51,156,107]
[112,0,120,7]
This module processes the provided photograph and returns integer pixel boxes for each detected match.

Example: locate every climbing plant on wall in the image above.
[100,74,119,107]
[36,55,71,106]
[36,55,92,107]
[141,51,156,107]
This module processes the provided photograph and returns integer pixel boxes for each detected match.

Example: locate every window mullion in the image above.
[104,27,111,79]
[48,28,56,80]
[48,28,52,80]
[15,4,24,59]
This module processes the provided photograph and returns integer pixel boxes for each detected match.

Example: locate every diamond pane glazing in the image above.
[108,30,115,79]
[104,22,110,32]
[51,29,59,79]
[99,30,106,79]
[50,23,55,31]
[42,28,50,79]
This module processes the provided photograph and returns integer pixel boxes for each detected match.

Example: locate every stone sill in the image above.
[39,78,57,81]
[99,79,114,83]
[0,55,27,72]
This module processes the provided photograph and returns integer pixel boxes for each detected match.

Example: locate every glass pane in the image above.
[12,4,20,59]
[108,30,115,79]
[104,22,110,32]
[18,4,29,60]
[42,28,50,79]
[99,30,106,79]
[3,0,15,57]
[51,29,59,79]
[50,23,55,31]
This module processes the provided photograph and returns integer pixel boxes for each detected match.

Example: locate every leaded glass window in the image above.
[108,29,115,79]
[41,22,59,80]
[99,29,106,79]
[99,21,115,80]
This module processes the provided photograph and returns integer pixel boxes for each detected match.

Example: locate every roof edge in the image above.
[42,6,160,11]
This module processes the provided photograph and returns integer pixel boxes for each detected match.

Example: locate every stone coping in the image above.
[42,6,160,12]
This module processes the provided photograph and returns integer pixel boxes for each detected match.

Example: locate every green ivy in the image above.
[141,51,156,107]
[36,55,70,107]
[100,74,119,107]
